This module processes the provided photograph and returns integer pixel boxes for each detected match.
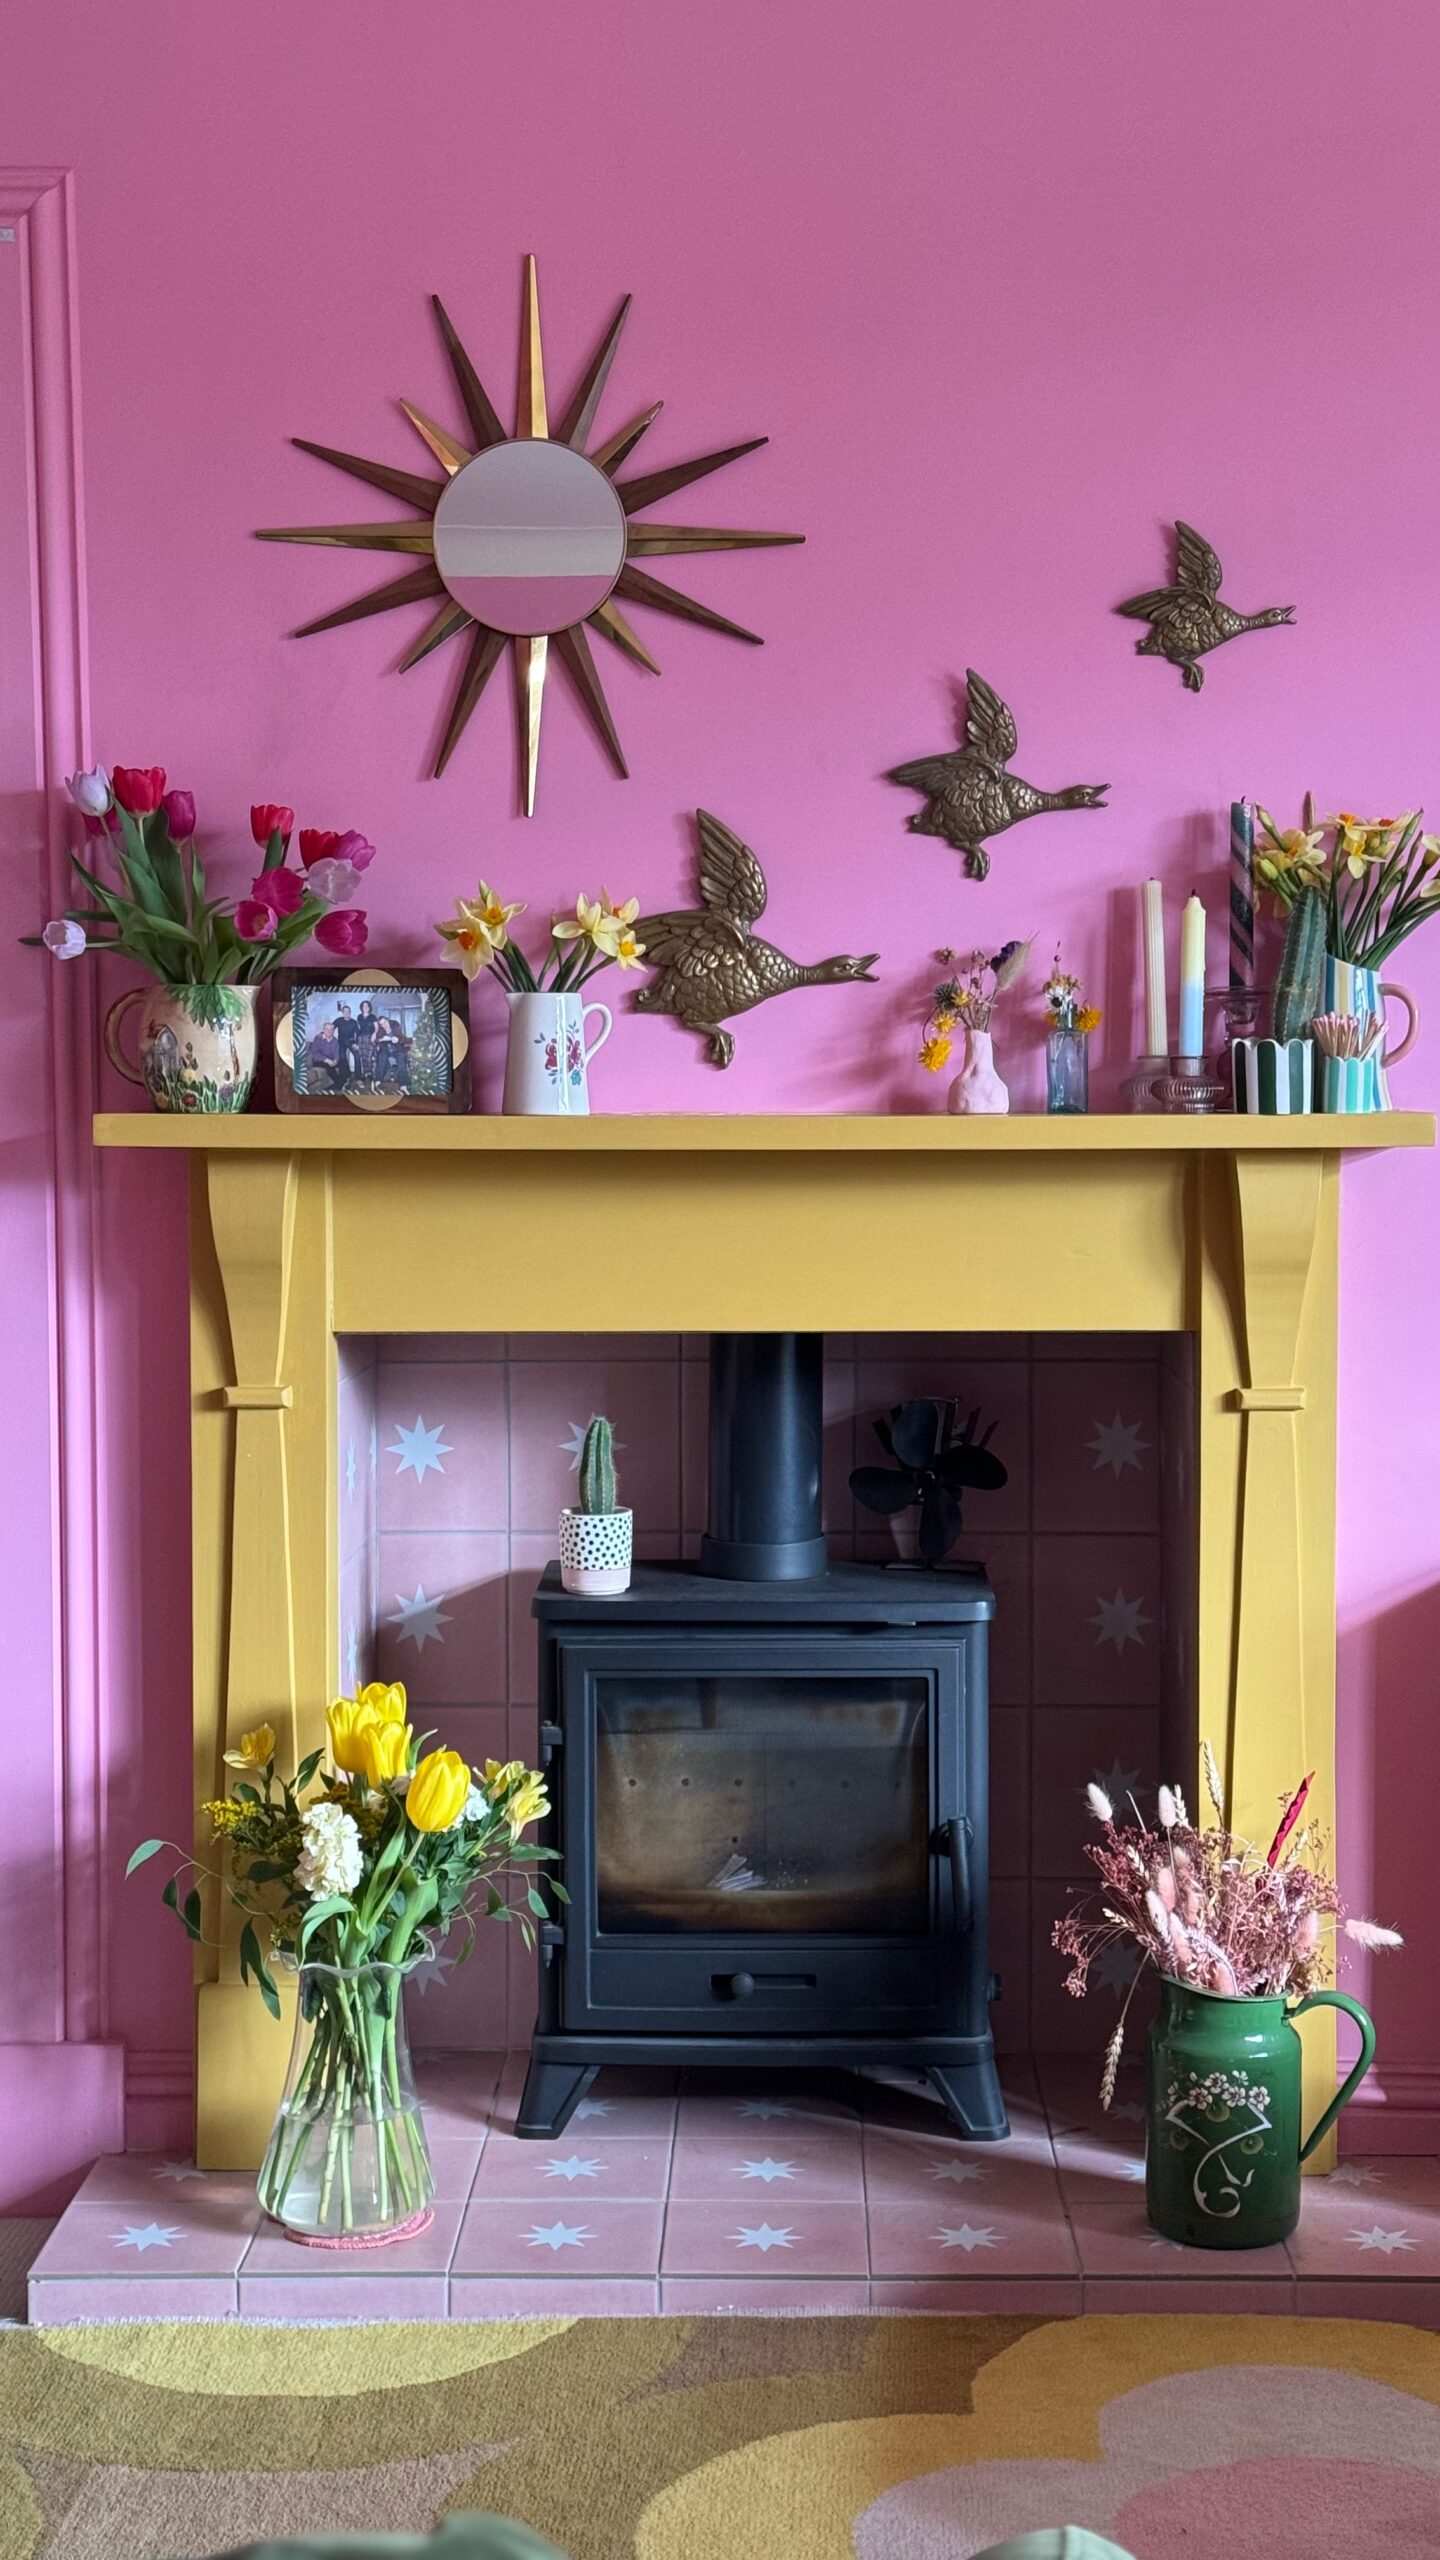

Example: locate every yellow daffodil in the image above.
[353,1717,413,1788]
[326,1695,380,1775]
[407,1747,471,1833]
[1267,826,1326,873]
[552,892,610,951]
[482,1758,525,1801]
[506,1772,550,1838]
[223,1721,276,1771]
[609,927,647,969]
[919,1035,953,1073]
[439,886,525,978]
[355,1680,409,1726]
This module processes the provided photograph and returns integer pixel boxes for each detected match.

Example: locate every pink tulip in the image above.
[250,803,294,848]
[314,907,368,956]
[249,866,305,917]
[162,788,196,839]
[235,898,277,941]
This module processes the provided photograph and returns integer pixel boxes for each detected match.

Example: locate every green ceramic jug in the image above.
[1146,1977,1376,2249]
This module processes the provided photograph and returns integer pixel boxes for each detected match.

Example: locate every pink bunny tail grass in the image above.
[1266,1769,1314,1868]
[1345,1916,1404,1949]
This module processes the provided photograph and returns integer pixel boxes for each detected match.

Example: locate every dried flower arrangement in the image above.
[1041,948,1101,1035]
[1053,1743,1402,2105]
[918,939,1030,1072]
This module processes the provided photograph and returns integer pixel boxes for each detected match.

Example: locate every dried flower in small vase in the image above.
[917,939,1030,1074]
[1053,1753,1401,2103]
[1041,947,1100,1114]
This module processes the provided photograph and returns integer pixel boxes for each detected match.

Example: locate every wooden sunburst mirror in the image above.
[257,258,802,813]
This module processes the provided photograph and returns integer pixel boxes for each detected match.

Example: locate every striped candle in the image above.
[1229,800,1255,988]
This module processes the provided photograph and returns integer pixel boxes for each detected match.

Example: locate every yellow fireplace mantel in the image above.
[94,1109,1432,2165]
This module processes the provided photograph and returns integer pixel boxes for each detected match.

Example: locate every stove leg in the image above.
[515,2058,599,2140]
[926,2060,1009,2141]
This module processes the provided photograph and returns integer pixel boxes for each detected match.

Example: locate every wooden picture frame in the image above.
[272,967,472,1115]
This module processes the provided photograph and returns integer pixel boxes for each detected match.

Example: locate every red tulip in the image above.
[314,907,368,957]
[249,866,305,917]
[331,829,377,873]
[297,828,342,869]
[161,788,196,839]
[234,898,277,941]
[112,766,166,815]
[251,803,294,847]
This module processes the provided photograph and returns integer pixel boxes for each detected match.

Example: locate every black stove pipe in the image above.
[699,1331,828,1581]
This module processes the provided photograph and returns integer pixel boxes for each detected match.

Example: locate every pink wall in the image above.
[4,0,1438,2173]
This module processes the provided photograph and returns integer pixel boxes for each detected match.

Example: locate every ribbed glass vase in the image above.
[257,1957,435,2240]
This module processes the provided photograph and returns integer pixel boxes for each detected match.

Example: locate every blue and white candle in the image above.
[1178,895,1207,1057]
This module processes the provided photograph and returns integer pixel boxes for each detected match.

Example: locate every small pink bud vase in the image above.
[502,990,612,1116]
[947,1025,1010,1116]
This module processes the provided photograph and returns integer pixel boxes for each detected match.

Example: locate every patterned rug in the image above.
[1,2314,1438,2560]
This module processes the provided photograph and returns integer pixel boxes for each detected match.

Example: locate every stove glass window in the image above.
[593,1673,931,1934]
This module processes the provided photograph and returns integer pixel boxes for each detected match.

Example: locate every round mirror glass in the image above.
[433,442,627,637]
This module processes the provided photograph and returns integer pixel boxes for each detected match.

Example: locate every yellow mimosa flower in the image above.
[356,1681,409,1726]
[223,1721,276,1771]
[326,1695,380,1775]
[354,1718,413,1787]
[407,1747,471,1833]
[506,1773,550,1838]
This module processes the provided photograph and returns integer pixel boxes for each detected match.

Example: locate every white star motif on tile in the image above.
[345,1437,358,1499]
[737,2099,794,2121]
[409,1945,455,1995]
[387,1586,451,1651]
[937,2223,999,2252]
[1093,1939,1142,1998]
[369,1420,378,1471]
[1109,2100,1145,2124]
[574,2098,614,2121]
[736,2157,798,2183]
[1327,2163,1383,2189]
[113,2223,182,2252]
[346,1622,360,1689]
[526,2221,590,2251]
[545,2157,602,2182]
[1088,1413,1151,1478]
[928,2159,987,2186]
[1086,1760,1140,1815]
[559,1415,626,1471]
[1090,1587,1152,1654]
[1148,2234,1187,2254]
[153,2162,202,2183]
[1349,2225,1415,2254]
[387,1416,453,1482]
[1118,2156,1147,2182]
[734,2223,795,2252]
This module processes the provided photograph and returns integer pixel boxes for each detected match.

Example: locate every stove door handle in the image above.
[938,1816,973,1936]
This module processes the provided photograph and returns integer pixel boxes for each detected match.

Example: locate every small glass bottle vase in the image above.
[1045,1025,1090,1114]
[257,1958,435,2241]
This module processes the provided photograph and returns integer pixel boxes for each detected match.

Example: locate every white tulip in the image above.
[66,767,111,816]
[42,919,87,959]
[305,856,362,907]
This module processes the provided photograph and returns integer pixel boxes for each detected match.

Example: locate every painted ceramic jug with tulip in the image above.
[32,770,377,1113]
[1055,1757,1401,2250]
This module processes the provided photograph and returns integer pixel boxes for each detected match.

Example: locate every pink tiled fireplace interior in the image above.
[337,1329,1193,2064]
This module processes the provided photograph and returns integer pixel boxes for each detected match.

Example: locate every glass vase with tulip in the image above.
[29,768,378,1113]
[128,1686,563,2241]
[438,881,647,1113]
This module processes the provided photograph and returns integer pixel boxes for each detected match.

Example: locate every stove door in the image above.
[555,1631,982,2036]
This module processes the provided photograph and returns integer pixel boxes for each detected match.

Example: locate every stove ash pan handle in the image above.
[937,1817,973,1935]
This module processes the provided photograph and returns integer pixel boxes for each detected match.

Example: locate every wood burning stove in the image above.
[516,1335,1008,2144]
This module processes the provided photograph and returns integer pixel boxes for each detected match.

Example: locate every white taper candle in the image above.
[1142,879,1167,1057]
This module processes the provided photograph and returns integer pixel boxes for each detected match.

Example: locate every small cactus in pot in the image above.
[1232,883,1323,1114]
[559,1417,633,1595]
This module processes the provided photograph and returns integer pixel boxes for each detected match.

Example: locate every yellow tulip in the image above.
[354,1718,413,1787]
[407,1747,471,1833]
[356,1680,409,1726]
[223,1721,276,1770]
[506,1773,550,1838]
[326,1696,379,1775]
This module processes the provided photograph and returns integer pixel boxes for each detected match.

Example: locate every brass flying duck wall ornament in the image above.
[256,258,802,814]
[1116,520,1294,691]
[633,810,878,1067]
[890,671,1108,879]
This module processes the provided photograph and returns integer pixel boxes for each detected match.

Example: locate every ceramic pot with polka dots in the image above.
[559,1504,633,1595]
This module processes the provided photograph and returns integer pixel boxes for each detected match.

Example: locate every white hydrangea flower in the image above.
[295,1801,362,1900]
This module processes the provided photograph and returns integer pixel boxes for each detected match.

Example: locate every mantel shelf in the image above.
[92,1109,1435,1156]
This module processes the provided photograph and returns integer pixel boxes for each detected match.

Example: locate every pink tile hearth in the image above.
[29,2063,1440,2322]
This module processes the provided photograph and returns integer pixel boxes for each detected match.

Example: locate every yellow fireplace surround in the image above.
[94,1109,1433,2168]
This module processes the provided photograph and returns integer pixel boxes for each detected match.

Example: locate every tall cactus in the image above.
[577,1415,619,1515]
[1272,883,1326,1044]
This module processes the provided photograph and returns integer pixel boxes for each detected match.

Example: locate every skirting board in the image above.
[1343,2068,1440,2155]
[0,2043,124,2213]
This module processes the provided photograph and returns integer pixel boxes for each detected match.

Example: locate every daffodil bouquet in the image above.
[437,881,645,990]
[1257,796,1440,968]
[128,1684,563,2238]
